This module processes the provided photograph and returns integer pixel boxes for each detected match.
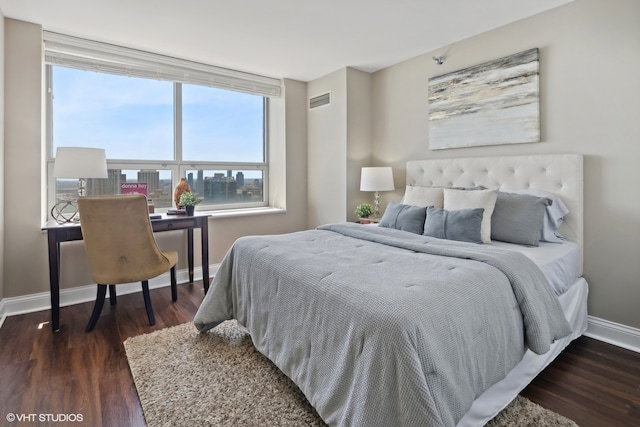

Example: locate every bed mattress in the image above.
[489,240,581,295]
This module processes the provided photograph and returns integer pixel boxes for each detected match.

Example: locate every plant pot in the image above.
[358,217,379,224]
[185,205,195,216]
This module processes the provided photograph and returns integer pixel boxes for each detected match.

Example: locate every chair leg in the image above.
[86,285,108,332]
[109,285,117,306]
[170,266,178,302]
[141,281,156,326]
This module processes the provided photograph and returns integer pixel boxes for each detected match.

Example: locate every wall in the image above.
[307,69,348,227]
[370,0,640,328]
[4,19,44,299]
[346,69,373,222]
[2,18,309,300]
[307,67,373,227]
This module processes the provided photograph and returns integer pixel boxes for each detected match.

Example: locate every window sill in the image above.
[198,206,286,219]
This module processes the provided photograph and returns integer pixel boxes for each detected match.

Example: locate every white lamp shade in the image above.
[360,167,394,192]
[53,147,108,179]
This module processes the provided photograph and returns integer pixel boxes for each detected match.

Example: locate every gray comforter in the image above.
[194,223,571,426]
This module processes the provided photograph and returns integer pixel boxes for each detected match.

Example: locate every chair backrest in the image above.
[78,195,171,285]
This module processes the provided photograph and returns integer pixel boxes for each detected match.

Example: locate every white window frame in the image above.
[43,32,281,218]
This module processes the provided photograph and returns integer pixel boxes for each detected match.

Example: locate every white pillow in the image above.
[444,188,498,243]
[402,186,444,208]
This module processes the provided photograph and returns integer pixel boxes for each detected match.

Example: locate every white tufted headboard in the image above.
[406,154,584,272]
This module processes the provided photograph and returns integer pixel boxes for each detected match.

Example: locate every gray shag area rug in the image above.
[124,321,578,427]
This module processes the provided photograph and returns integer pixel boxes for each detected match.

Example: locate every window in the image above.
[44,32,281,216]
[182,85,265,163]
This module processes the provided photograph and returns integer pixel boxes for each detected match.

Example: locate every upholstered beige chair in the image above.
[78,195,178,332]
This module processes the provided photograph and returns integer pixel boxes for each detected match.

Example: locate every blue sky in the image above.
[52,67,264,164]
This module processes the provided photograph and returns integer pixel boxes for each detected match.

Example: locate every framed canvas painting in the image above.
[428,48,540,150]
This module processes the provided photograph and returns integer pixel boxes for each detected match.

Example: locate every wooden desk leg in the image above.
[47,231,61,332]
[187,228,194,284]
[201,219,210,294]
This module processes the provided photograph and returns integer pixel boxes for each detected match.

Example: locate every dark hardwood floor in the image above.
[1,282,639,427]
[522,335,640,427]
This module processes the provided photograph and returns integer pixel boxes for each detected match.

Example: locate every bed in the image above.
[194,153,588,426]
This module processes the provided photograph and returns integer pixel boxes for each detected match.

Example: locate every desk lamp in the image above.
[52,147,108,223]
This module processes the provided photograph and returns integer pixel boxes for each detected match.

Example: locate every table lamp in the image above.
[360,166,395,218]
[52,147,108,223]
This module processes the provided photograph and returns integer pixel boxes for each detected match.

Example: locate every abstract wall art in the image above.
[428,48,540,150]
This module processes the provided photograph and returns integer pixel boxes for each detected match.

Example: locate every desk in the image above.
[42,213,210,332]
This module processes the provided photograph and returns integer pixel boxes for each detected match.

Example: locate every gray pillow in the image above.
[506,190,568,243]
[378,202,427,234]
[424,206,484,243]
[491,192,551,246]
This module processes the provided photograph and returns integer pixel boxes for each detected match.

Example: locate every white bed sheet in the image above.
[457,276,589,426]
[489,240,581,295]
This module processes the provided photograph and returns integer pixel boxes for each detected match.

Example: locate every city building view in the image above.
[55,169,264,209]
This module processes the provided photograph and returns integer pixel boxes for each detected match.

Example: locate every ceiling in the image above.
[0,0,573,82]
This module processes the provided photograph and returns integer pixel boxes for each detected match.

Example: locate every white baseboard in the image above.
[0,264,220,329]
[584,315,640,353]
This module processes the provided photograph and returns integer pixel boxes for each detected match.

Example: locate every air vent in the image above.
[309,92,330,109]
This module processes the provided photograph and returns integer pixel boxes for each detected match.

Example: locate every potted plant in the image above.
[179,192,202,216]
[355,203,374,222]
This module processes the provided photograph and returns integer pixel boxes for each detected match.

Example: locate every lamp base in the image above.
[373,191,382,218]
[51,200,80,224]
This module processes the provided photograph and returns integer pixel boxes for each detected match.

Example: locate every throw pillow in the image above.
[423,206,484,244]
[378,202,427,234]
[443,188,498,243]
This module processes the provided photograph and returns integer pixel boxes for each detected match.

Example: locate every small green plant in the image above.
[179,192,202,207]
[355,203,373,218]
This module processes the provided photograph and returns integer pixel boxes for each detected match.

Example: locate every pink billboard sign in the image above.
[121,182,148,196]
